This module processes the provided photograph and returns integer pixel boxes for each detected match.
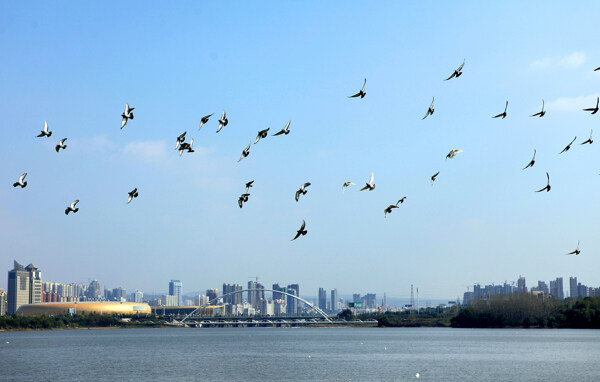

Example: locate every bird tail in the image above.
[130,113,134,120]
[48,131,52,137]
[73,208,79,213]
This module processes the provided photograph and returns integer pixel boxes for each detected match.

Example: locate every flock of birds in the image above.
[12,63,600,249]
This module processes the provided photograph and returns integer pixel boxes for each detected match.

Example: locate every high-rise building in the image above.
[206,289,218,302]
[8,261,43,315]
[272,283,282,300]
[318,288,327,311]
[0,289,7,316]
[330,289,338,312]
[353,294,361,303]
[130,290,144,303]
[364,293,377,309]
[86,280,102,300]
[569,277,578,298]
[537,281,549,295]
[169,280,182,306]
[517,276,527,293]
[578,283,589,298]
[288,284,300,314]
[194,294,209,306]
[286,288,297,315]
[162,294,178,307]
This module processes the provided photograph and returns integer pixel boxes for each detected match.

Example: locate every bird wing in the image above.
[348,92,361,98]
[245,142,251,152]
[71,200,79,208]
[430,97,435,108]
[283,120,291,132]
[303,182,311,189]
[120,117,127,129]
[361,78,366,92]
[596,67,600,71]
[532,149,536,160]
[273,130,283,136]
[369,172,374,185]
[44,121,48,132]
[530,112,541,117]
[359,185,368,191]
[124,103,130,114]
[541,99,545,111]
[221,110,226,120]
[127,195,133,204]
[238,198,243,208]
[492,113,503,118]
[504,101,508,112]
[295,190,301,202]
[291,231,301,241]
[132,188,137,194]
[19,173,27,183]
[444,72,456,81]
[569,137,577,145]
[546,172,550,183]
[422,110,431,119]
[457,59,465,72]
[300,220,306,230]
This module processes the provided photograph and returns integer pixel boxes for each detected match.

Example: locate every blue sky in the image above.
[1,2,600,300]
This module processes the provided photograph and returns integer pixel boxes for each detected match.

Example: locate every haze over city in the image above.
[3,2,600,301]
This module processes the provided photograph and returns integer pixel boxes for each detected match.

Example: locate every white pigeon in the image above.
[37,121,52,137]
[65,200,79,215]
[359,172,375,191]
[120,103,135,129]
[13,173,27,188]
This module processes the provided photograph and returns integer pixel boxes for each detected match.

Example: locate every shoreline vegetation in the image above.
[2,295,600,331]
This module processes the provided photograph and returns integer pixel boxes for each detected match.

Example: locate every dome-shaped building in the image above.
[16,301,151,316]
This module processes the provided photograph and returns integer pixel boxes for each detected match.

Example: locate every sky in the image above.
[1,1,600,301]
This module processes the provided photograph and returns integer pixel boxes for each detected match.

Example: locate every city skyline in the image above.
[3,2,600,299]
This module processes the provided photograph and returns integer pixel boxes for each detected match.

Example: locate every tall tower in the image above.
[410,284,414,310]
[330,289,338,312]
[569,277,578,298]
[318,288,327,311]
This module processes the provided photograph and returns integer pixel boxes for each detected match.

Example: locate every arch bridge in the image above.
[181,288,332,323]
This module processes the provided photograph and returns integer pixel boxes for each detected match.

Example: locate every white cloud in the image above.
[530,52,586,70]
[545,94,599,112]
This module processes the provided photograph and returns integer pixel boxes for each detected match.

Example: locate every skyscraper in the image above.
[206,289,218,302]
[288,284,300,314]
[318,288,327,311]
[169,280,182,306]
[517,276,527,293]
[8,261,43,315]
[550,277,564,300]
[0,289,7,316]
[569,277,578,298]
[330,289,338,312]
[286,288,297,315]
[86,280,102,300]
[272,283,282,300]
[130,290,144,303]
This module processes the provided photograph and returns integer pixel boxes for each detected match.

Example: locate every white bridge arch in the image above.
[182,288,332,322]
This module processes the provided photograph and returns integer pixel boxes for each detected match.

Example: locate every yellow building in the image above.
[16,302,151,316]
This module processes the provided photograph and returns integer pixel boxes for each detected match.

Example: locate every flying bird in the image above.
[13,173,27,188]
[65,200,79,215]
[397,196,406,204]
[238,142,251,162]
[422,97,435,120]
[254,128,270,144]
[198,113,214,130]
[238,193,250,208]
[245,180,254,193]
[492,101,508,119]
[291,220,307,241]
[580,130,593,145]
[566,241,581,256]
[431,171,439,186]
[120,103,134,129]
[55,138,67,152]
[583,97,599,114]
[444,59,465,81]
[559,137,576,154]
[360,172,375,191]
[522,149,536,170]
[446,149,463,160]
[127,188,139,204]
[384,204,398,218]
[535,172,551,192]
[595,67,600,71]
[273,120,291,136]
[348,78,367,98]
[295,182,311,202]
[37,121,52,137]
[530,100,546,117]
[217,110,228,133]
[178,138,194,156]
[342,181,355,192]
[175,131,186,150]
